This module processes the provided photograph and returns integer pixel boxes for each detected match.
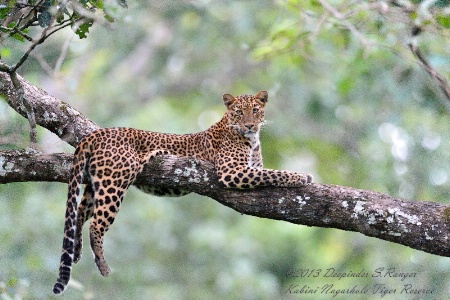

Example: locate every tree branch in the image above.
[9,71,37,146]
[0,71,99,146]
[408,42,450,103]
[317,0,374,50]
[0,62,38,146]
[1,150,449,258]
[1,71,449,258]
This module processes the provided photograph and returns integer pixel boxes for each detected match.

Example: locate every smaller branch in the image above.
[9,71,37,146]
[9,4,75,73]
[31,28,75,77]
[0,61,11,72]
[408,40,450,103]
[0,3,38,44]
[69,1,111,27]
[341,2,387,19]
[54,31,75,75]
[10,18,75,71]
[309,12,330,42]
[317,0,374,50]
[10,18,54,73]
[31,52,55,77]
[0,62,38,146]
[1,14,34,42]
[0,24,33,43]
[9,28,33,42]
[18,6,39,31]
[16,0,45,9]
[13,13,26,28]
[389,0,415,12]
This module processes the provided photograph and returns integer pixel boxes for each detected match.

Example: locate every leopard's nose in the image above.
[245,124,254,130]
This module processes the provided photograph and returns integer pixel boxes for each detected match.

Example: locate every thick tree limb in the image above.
[0,71,99,146]
[0,150,72,183]
[1,150,450,258]
[1,70,449,258]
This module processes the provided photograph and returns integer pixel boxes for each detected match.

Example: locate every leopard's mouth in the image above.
[227,124,258,137]
[241,128,258,138]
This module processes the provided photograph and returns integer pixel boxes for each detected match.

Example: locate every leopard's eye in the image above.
[253,108,259,113]
[236,110,243,115]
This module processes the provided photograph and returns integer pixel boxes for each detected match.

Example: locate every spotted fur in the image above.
[53,91,312,294]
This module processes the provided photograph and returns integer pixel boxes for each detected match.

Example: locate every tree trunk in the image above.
[1,71,449,258]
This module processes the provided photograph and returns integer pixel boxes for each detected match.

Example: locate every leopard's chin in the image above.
[243,131,258,138]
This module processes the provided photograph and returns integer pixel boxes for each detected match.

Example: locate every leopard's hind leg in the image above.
[88,156,141,276]
[73,184,95,263]
[88,149,171,276]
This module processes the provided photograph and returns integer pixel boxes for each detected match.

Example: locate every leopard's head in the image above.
[223,91,268,138]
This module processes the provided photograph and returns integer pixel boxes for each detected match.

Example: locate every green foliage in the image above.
[0,0,128,70]
[0,47,11,58]
[76,21,93,39]
[1,0,449,299]
[0,3,14,20]
[436,15,450,28]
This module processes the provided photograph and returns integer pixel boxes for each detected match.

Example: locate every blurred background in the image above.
[0,0,449,299]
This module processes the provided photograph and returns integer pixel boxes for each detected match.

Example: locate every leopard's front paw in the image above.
[294,172,313,186]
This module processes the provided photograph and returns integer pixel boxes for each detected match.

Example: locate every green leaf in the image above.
[55,4,69,24]
[104,12,116,23]
[91,0,105,9]
[11,33,25,42]
[436,15,450,28]
[76,22,93,39]
[4,24,26,42]
[0,47,11,58]
[0,5,12,20]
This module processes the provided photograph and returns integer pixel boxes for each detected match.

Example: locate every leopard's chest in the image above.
[246,134,262,169]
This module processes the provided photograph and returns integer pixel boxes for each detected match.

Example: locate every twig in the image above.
[309,12,330,42]
[0,62,37,145]
[0,61,11,72]
[9,71,37,146]
[18,4,39,31]
[10,15,55,73]
[69,1,111,28]
[9,4,77,73]
[54,31,75,75]
[408,41,450,103]
[31,52,56,76]
[0,14,33,42]
[317,0,374,50]
[0,25,34,42]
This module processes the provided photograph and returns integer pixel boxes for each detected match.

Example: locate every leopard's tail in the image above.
[53,145,89,295]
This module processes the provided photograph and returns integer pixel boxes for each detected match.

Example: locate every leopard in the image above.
[52,91,313,294]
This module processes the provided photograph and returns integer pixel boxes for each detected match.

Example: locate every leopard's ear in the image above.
[223,94,236,108]
[256,91,268,105]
